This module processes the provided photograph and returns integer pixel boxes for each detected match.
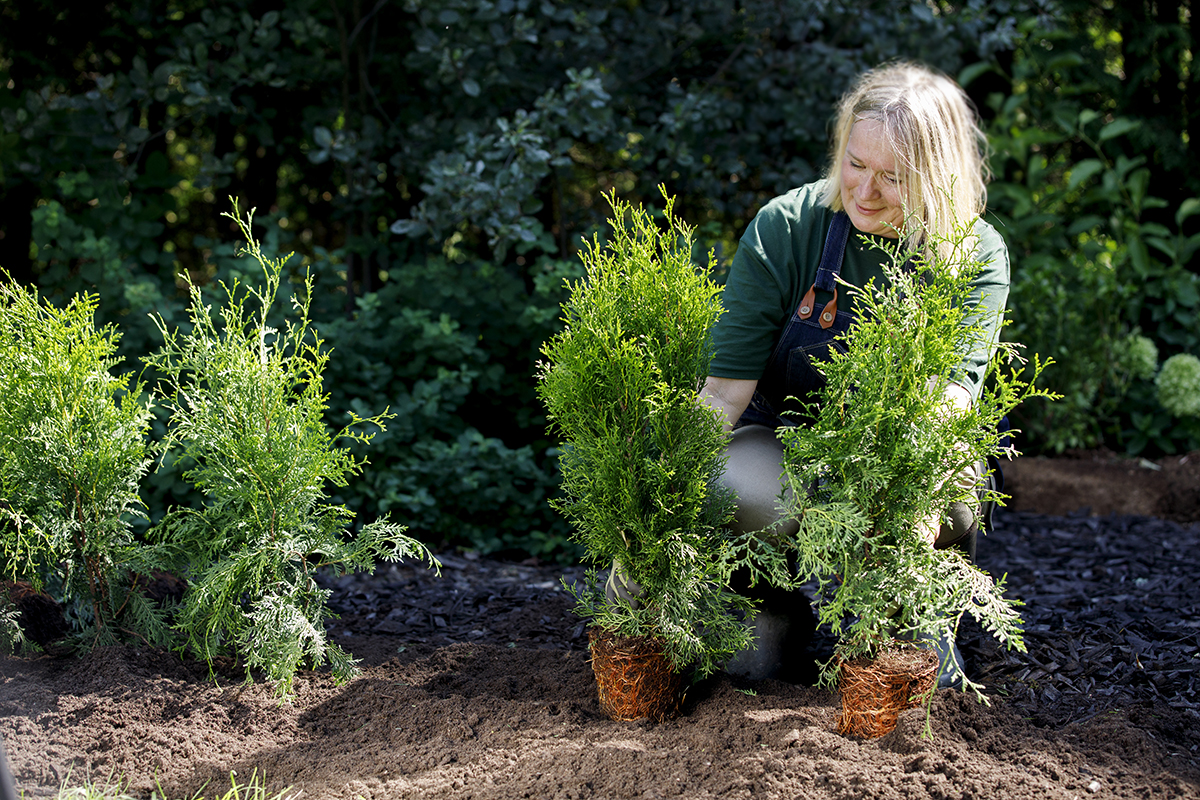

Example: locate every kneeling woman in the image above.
[703,61,1009,683]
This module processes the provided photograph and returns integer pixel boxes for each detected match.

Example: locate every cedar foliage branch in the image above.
[771,213,1057,700]
[145,205,436,696]
[538,189,765,678]
[0,278,167,651]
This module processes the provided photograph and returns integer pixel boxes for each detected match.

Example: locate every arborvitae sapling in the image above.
[0,278,166,651]
[538,189,776,678]
[146,205,436,696]
[776,213,1056,699]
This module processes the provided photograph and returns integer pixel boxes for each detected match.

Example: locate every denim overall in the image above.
[732,211,1006,556]
[736,211,857,431]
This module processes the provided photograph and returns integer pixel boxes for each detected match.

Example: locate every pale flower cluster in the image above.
[1155,353,1200,417]
[1118,334,1159,382]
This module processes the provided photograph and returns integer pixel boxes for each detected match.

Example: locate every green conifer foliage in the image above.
[0,279,164,650]
[777,216,1056,697]
[146,207,435,696]
[538,190,755,678]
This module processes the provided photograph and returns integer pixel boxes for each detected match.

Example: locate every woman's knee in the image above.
[719,425,798,537]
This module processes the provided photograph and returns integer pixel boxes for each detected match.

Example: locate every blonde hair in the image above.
[820,61,989,262]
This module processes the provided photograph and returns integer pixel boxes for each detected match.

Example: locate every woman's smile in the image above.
[839,118,906,238]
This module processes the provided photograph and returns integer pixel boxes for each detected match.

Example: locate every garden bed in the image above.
[1,452,1198,799]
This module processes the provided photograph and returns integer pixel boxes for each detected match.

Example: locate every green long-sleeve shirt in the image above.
[710,180,1010,402]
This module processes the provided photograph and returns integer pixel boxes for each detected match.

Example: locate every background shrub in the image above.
[981,9,1200,455]
[3,0,1199,561]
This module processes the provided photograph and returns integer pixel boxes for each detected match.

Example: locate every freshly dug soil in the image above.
[1003,448,1200,522]
[1,451,1198,799]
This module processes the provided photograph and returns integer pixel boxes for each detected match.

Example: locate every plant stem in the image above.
[72,485,104,635]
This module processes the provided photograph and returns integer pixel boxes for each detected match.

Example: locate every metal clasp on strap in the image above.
[797,284,838,329]
[797,211,849,330]
[798,286,816,319]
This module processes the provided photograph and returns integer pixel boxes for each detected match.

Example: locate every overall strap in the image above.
[798,211,851,329]
[814,211,851,291]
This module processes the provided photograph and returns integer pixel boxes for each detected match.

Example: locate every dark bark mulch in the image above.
[963,509,1200,734]
[321,507,1200,764]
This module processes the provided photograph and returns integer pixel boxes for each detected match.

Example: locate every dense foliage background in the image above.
[2,0,1198,559]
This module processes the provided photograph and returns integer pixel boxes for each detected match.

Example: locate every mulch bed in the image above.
[2,505,1198,799]
[964,510,1200,731]
[318,505,1200,756]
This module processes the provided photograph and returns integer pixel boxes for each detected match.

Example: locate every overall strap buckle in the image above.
[797,211,850,330]
[797,285,838,328]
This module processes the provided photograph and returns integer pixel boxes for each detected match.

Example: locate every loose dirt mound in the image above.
[1,452,1197,799]
[4,642,1195,800]
[1004,448,1200,522]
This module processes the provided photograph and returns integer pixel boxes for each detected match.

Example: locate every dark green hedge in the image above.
[2,0,1197,559]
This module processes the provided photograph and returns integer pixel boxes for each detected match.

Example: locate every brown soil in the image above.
[1002,448,1200,522]
[2,451,1199,800]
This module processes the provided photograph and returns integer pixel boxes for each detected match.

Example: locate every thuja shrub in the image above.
[777,217,1055,699]
[0,278,166,650]
[538,189,755,677]
[146,207,435,695]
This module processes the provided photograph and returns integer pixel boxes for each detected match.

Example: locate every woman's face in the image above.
[839,119,906,238]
